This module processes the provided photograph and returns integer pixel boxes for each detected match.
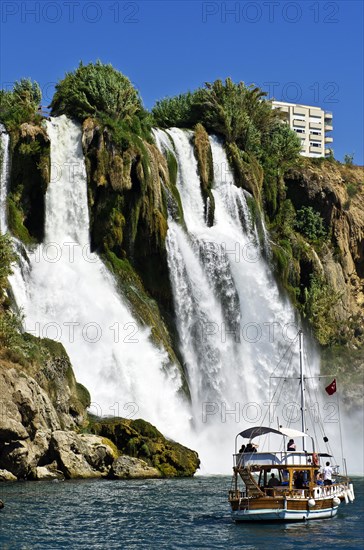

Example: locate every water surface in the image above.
[0,477,363,549]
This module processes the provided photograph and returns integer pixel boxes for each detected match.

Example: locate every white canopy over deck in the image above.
[238,426,308,440]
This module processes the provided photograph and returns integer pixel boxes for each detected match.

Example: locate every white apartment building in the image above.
[271,100,333,158]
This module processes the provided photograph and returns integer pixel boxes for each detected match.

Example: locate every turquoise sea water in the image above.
[0,476,363,549]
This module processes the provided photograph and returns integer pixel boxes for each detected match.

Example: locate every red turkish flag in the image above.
[325,379,337,395]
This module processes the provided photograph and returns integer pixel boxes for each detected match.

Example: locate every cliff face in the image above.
[285,160,364,345]
[0,339,199,481]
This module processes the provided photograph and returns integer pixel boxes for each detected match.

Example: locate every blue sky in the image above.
[1,0,363,163]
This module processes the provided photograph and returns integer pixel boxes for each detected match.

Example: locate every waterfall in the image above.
[3,116,191,437]
[157,128,310,471]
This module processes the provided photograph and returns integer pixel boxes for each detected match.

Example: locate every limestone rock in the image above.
[110,455,161,479]
[0,417,29,442]
[90,417,200,477]
[50,431,116,479]
[0,441,29,478]
[285,160,364,344]
[0,469,17,482]
[35,464,64,481]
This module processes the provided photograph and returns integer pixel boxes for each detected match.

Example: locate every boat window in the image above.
[293,470,311,488]
[266,469,281,487]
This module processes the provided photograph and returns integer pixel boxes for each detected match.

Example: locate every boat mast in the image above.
[299,330,306,451]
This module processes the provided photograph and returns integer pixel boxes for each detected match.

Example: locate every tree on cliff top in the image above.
[152,78,285,155]
[0,79,42,130]
[50,61,145,123]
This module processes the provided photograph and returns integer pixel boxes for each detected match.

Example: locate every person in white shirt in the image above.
[322,461,333,486]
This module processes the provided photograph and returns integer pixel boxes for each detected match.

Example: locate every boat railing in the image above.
[228,489,246,501]
[234,451,315,467]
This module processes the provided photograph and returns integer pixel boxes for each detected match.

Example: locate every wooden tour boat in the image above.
[229,331,355,522]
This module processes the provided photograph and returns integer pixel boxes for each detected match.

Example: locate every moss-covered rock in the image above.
[82,119,187,383]
[7,122,50,244]
[284,159,364,346]
[89,416,200,477]
[193,123,215,225]
[226,142,263,204]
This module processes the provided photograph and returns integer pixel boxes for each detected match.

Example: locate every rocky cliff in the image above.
[285,159,364,342]
[0,339,199,481]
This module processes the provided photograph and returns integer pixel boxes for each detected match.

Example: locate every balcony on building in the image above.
[325,124,333,132]
[310,145,323,154]
[293,106,307,116]
[310,108,322,118]
[324,111,333,120]
[325,136,333,143]
[293,119,305,128]
[310,122,322,130]
[325,148,332,156]
[310,134,323,142]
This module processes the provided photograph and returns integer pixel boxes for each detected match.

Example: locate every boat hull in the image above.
[232,505,339,522]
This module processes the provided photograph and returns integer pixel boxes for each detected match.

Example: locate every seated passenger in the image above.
[294,472,304,489]
[245,443,254,453]
[268,473,280,487]
[287,439,296,451]
[238,444,245,453]
[316,472,324,486]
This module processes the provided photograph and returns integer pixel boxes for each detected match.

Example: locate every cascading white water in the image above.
[0,123,10,234]
[7,116,191,437]
[157,128,315,471]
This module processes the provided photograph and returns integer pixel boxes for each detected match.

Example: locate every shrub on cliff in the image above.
[51,61,145,124]
[152,92,197,128]
[0,233,15,304]
[0,79,42,131]
[294,206,327,243]
[152,78,283,156]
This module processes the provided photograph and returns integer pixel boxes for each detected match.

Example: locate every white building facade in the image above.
[272,101,333,158]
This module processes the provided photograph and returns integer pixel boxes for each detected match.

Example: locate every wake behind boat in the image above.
[228,331,355,522]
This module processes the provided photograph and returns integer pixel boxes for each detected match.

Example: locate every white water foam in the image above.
[6,115,191,438]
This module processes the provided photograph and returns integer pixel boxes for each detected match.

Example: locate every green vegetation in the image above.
[303,274,342,346]
[50,61,152,144]
[152,78,290,157]
[152,92,197,128]
[294,206,327,243]
[152,78,301,209]
[344,153,354,165]
[0,78,42,132]
[89,416,200,477]
[7,124,50,244]
[193,123,215,225]
[346,181,361,198]
[0,233,15,303]
[51,61,142,122]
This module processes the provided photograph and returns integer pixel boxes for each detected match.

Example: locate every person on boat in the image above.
[287,439,296,451]
[316,472,324,486]
[268,473,280,488]
[238,444,245,453]
[294,471,304,489]
[322,462,333,486]
[245,443,254,453]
